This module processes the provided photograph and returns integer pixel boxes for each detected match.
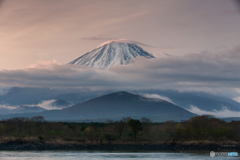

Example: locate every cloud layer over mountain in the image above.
[187,105,240,118]
[0,45,240,98]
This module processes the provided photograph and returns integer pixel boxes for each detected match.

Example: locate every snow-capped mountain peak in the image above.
[68,40,155,69]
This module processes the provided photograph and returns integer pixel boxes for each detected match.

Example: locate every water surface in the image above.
[0,151,238,160]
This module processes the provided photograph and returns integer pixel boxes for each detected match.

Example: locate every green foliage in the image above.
[38,136,44,141]
[128,132,134,138]
[127,119,143,141]
[0,124,5,134]
[49,130,58,136]
[11,132,20,136]
[84,126,98,141]
[60,130,65,136]
[0,115,240,143]
[103,132,115,143]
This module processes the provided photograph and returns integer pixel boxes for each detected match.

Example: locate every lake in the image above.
[0,151,238,159]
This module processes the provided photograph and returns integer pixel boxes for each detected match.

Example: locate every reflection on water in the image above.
[0,151,238,160]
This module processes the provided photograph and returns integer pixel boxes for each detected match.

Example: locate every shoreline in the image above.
[1,142,240,151]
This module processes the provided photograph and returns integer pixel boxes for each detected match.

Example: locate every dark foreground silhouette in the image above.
[0,115,240,150]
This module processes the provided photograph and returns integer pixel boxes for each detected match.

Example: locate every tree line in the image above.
[0,115,239,144]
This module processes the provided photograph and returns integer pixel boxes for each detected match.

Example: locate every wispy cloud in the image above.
[98,39,171,49]
[27,59,61,69]
[141,94,175,104]
[0,104,17,110]
[81,35,113,41]
[0,99,71,111]
[233,97,240,103]
[28,99,68,110]
[187,105,240,118]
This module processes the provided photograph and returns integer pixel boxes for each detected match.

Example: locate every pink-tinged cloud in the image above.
[26,59,61,69]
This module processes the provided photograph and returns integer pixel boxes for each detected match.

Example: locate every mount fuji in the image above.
[68,41,155,69]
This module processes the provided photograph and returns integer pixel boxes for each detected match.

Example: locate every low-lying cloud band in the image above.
[0,45,240,94]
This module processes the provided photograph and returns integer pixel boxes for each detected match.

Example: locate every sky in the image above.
[0,0,240,118]
[0,0,240,69]
[0,0,240,101]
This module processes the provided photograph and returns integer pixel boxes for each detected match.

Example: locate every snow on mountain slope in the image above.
[68,41,155,69]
